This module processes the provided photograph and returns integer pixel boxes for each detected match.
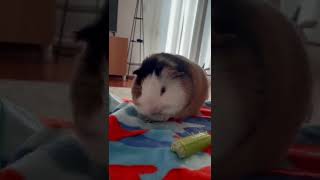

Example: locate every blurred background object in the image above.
[0,0,106,121]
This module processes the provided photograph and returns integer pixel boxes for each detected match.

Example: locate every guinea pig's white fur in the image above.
[136,69,188,121]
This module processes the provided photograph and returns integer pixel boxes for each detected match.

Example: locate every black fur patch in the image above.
[133,53,190,86]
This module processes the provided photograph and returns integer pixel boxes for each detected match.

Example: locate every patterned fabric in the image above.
[0,98,106,180]
[267,125,320,179]
[242,125,320,180]
[1,131,106,180]
[108,100,212,180]
[109,94,121,114]
[0,98,43,168]
[2,94,320,180]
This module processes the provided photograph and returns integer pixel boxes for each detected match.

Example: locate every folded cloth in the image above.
[109,93,121,114]
[0,97,43,167]
[0,98,106,180]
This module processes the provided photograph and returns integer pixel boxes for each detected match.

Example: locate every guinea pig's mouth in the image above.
[133,104,173,122]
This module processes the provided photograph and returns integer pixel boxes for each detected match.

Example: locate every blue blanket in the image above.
[108,98,212,180]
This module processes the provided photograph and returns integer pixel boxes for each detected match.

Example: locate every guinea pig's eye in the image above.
[160,86,166,96]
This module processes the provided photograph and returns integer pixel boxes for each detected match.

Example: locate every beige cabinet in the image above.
[0,0,55,46]
[0,0,55,61]
[109,37,128,80]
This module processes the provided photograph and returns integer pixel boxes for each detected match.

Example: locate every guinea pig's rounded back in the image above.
[213,39,265,159]
[174,56,209,119]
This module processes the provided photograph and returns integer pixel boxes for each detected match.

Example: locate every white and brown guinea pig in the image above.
[131,53,209,122]
[213,0,311,179]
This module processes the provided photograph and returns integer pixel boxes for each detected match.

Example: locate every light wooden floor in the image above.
[109,75,133,87]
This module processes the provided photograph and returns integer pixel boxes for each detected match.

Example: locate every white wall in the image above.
[280,0,302,17]
[281,0,320,44]
[114,0,141,74]
[302,1,320,43]
[115,0,136,38]
[114,0,171,74]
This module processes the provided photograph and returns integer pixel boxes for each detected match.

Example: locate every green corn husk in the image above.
[171,132,211,158]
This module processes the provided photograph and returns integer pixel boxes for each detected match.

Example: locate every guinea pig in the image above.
[213,0,311,179]
[131,53,209,122]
